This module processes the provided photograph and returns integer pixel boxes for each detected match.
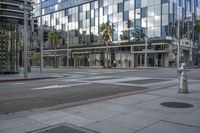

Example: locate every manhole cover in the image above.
[160,102,193,108]
[38,126,96,133]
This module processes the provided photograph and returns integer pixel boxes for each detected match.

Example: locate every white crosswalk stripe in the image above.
[31,83,91,90]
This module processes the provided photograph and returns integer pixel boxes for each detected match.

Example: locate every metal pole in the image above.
[39,0,43,73]
[187,20,190,39]
[106,42,108,68]
[144,37,147,68]
[177,19,180,68]
[23,0,28,78]
[67,24,69,68]
[144,21,147,68]
[188,19,192,66]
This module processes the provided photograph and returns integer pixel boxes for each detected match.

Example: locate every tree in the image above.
[132,27,146,41]
[120,31,129,40]
[48,31,60,67]
[99,21,115,68]
[32,54,40,66]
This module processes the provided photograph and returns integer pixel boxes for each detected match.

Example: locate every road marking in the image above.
[31,83,91,90]
[87,77,149,83]
[15,83,24,85]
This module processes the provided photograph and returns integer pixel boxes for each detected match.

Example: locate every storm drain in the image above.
[37,125,97,133]
[160,102,194,108]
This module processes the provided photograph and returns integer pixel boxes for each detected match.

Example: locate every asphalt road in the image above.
[0,68,199,114]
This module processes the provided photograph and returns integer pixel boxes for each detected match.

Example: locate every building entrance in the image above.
[136,54,145,67]
[135,53,163,67]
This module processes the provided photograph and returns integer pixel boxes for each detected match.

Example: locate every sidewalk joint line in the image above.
[162,120,200,128]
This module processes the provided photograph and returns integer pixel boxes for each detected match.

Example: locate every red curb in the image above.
[0,77,55,83]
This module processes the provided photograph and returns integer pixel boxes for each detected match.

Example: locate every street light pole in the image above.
[144,37,147,68]
[144,20,148,68]
[177,19,180,68]
[67,24,69,68]
[23,0,28,78]
[39,0,44,73]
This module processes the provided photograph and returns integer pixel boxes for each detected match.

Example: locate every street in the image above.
[0,68,200,114]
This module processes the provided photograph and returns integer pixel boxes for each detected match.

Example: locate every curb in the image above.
[49,82,178,111]
[0,77,57,83]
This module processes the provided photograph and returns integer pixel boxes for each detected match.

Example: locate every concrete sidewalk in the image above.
[0,71,62,83]
[0,81,200,133]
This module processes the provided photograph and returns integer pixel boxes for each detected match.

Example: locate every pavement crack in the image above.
[134,120,162,133]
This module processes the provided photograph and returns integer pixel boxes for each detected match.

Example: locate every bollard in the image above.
[177,63,189,93]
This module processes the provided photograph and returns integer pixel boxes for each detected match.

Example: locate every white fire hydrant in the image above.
[177,63,190,93]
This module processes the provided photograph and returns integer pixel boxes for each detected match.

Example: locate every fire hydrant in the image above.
[177,63,190,93]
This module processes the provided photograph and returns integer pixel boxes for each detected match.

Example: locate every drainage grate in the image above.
[160,102,193,108]
[37,126,96,133]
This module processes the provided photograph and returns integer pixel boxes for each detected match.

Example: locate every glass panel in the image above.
[154,16,161,26]
[148,6,155,16]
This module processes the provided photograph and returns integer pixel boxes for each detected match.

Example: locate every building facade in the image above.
[0,0,32,74]
[33,0,200,68]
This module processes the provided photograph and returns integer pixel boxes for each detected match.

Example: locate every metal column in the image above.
[40,0,44,73]
[23,0,28,78]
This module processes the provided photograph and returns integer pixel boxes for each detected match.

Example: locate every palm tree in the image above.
[99,21,115,68]
[48,31,60,67]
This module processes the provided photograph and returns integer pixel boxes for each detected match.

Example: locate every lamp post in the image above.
[144,36,148,68]
[19,0,34,78]
[67,24,69,68]
[22,0,28,78]
[39,0,44,73]
[177,19,180,68]
[176,13,192,68]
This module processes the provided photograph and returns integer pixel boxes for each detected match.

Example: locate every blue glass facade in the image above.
[33,0,200,68]
[33,0,200,46]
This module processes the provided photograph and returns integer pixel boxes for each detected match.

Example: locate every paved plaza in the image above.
[0,68,200,133]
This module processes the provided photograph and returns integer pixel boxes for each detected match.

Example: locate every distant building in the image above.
[33,0,200,68]
[0,0,32,74]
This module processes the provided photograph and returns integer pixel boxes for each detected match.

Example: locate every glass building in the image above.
[0,0,32,74]
[33,0,200,68]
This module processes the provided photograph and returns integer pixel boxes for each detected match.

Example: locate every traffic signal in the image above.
[34,19,38,27]
[32,18,38,32]
[147,40,152,49]
[43,30,48,42]
[127,19,132,28]
[174,20,178,26]
[35,48,40,52]
[147,44,151,49]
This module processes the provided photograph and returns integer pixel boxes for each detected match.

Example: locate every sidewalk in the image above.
[0,70,62,83]
[0,81,199,133]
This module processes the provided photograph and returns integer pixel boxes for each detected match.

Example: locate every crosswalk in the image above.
[66,69,135,75]
[31,83,91,90]
[0,70,177,91]
[30,71,178,90]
